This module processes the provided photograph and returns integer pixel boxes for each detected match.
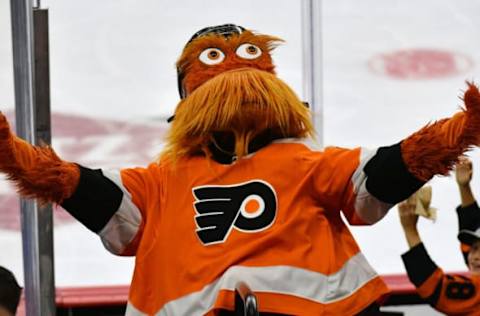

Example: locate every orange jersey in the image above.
[420,270,480,316]
[93,139,394,315]
[403,243,480,316]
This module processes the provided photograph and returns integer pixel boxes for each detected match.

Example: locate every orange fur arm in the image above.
[401,83,480,181]
[0,112,80,204]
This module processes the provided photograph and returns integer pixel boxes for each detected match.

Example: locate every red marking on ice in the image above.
[0,112,167,231]
[369,49,473,79]
[0,195,76,230]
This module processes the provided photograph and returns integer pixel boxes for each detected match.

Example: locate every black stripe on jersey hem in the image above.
[425,278,443,306]
[61,165,123,233]
[364,142,424,204]
[401,243,439,287]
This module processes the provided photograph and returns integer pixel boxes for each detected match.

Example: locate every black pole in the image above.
[34,8,56,316]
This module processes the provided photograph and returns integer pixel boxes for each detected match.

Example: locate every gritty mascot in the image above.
[1,24,480,315]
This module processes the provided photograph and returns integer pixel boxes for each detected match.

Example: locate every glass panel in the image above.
[323,0,480,274]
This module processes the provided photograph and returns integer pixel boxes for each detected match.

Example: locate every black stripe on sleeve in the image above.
[457,202,480,231]
[363,142,425,204]
[61,165,123,233]
[401,243,439,287]
[456,202,480,265]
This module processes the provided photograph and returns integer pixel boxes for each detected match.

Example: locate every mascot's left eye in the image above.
[199,48,225,65]
[236,43,262,59]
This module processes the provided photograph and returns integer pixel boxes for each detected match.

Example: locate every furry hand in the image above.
[401,82,480,181]
[0,111,80,204]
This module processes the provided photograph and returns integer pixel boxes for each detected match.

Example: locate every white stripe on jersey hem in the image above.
[99,170,142,255]
[125,252,379,316]
[125,302,147,316]
[351,148,393,224]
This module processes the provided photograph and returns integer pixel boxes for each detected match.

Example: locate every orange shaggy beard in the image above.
[162,68,314,161]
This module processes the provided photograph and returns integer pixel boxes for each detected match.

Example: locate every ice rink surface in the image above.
[0,0,479,295]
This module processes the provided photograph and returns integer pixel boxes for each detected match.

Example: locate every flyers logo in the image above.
[193,180,277,245]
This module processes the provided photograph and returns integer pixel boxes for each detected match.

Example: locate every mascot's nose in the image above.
[225,67,255,73]
[223,67,268,75]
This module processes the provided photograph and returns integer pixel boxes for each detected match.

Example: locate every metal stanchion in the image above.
[10,0,55,314]
[301,0,324,147]
[34,8,56,316]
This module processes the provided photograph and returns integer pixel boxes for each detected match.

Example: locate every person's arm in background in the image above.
[456,157,475,207]
[398,199,480,314]
[398,200,422,248]
[455,157,480,264]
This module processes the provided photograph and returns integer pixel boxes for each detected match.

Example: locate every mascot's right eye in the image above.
[199,48,225,65]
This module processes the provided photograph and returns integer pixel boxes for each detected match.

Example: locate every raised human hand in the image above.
[398,197,423,248]
[455,156,473,187]
[398,198,419,233]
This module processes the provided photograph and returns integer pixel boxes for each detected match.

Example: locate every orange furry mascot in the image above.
[1,24,480,315]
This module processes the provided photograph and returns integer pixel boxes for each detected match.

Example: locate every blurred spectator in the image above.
[0,266,21,316]
[397,157,480,315]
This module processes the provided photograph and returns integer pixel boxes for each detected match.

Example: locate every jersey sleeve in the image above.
[117,163,164,255]
[316,142,424,225]
[402,243,480,314]
[61,163,163,256]
[457,202,480,264]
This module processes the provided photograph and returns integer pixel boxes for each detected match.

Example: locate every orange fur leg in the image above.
[0,112,80,204]
[401,82,480,181]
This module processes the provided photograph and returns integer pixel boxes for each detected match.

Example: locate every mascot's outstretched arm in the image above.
[0,112,138,255]
[0,112,79,204]
[358,83,480,210]
[401,83,480,181]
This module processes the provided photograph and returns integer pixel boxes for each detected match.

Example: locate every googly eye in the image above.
[236,43,262,59]
[199,48,225,65]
